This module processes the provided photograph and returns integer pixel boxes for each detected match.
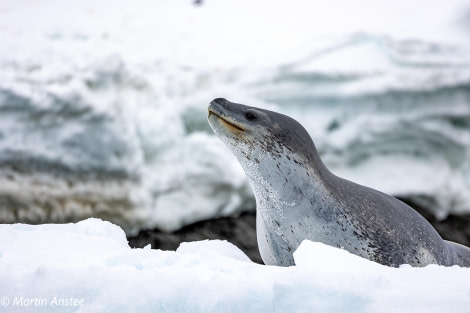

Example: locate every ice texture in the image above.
[0,219,469,313]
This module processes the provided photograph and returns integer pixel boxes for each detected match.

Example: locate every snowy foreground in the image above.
[0,219,469,313]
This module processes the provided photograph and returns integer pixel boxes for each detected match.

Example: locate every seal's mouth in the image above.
[208,109,245,132]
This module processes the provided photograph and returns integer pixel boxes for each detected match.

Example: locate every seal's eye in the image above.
[245,110,257,121]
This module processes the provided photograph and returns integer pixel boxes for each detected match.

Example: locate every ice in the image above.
[0,219,469,312]
[177,239,252,263]
[0,0,470,233]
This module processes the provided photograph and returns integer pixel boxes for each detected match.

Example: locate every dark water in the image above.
[128,201,470,265]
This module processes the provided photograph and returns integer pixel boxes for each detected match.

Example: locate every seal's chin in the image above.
[208,110,245,132]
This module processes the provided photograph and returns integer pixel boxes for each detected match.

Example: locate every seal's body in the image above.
[208,98,470,267]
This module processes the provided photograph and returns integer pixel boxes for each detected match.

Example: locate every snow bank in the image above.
[0,0,470,233]
[0,219,469,313]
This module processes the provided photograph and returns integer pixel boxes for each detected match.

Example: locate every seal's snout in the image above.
[208,98,228,116]
[208,98,225,118]
[208,98,245,133]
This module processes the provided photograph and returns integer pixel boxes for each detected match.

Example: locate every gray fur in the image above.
[208,98,470,267]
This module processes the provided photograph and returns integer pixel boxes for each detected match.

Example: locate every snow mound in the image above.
[0,219,469,313]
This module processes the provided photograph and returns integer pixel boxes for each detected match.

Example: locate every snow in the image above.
[0,219,469,313]
[1,0,470,233]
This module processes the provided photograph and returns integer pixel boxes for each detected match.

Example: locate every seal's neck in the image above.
[234,141,329,221]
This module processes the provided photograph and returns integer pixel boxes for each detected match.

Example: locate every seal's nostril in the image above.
[212,98,227,105]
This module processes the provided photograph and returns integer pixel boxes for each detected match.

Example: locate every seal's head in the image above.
[207,98,320,168]
[208,98,329,266]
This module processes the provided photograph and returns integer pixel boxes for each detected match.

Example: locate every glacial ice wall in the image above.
[0,0,470,233]
[0,52,254,233]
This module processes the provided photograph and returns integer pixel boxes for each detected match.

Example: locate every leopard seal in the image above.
[207,98,470,267]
